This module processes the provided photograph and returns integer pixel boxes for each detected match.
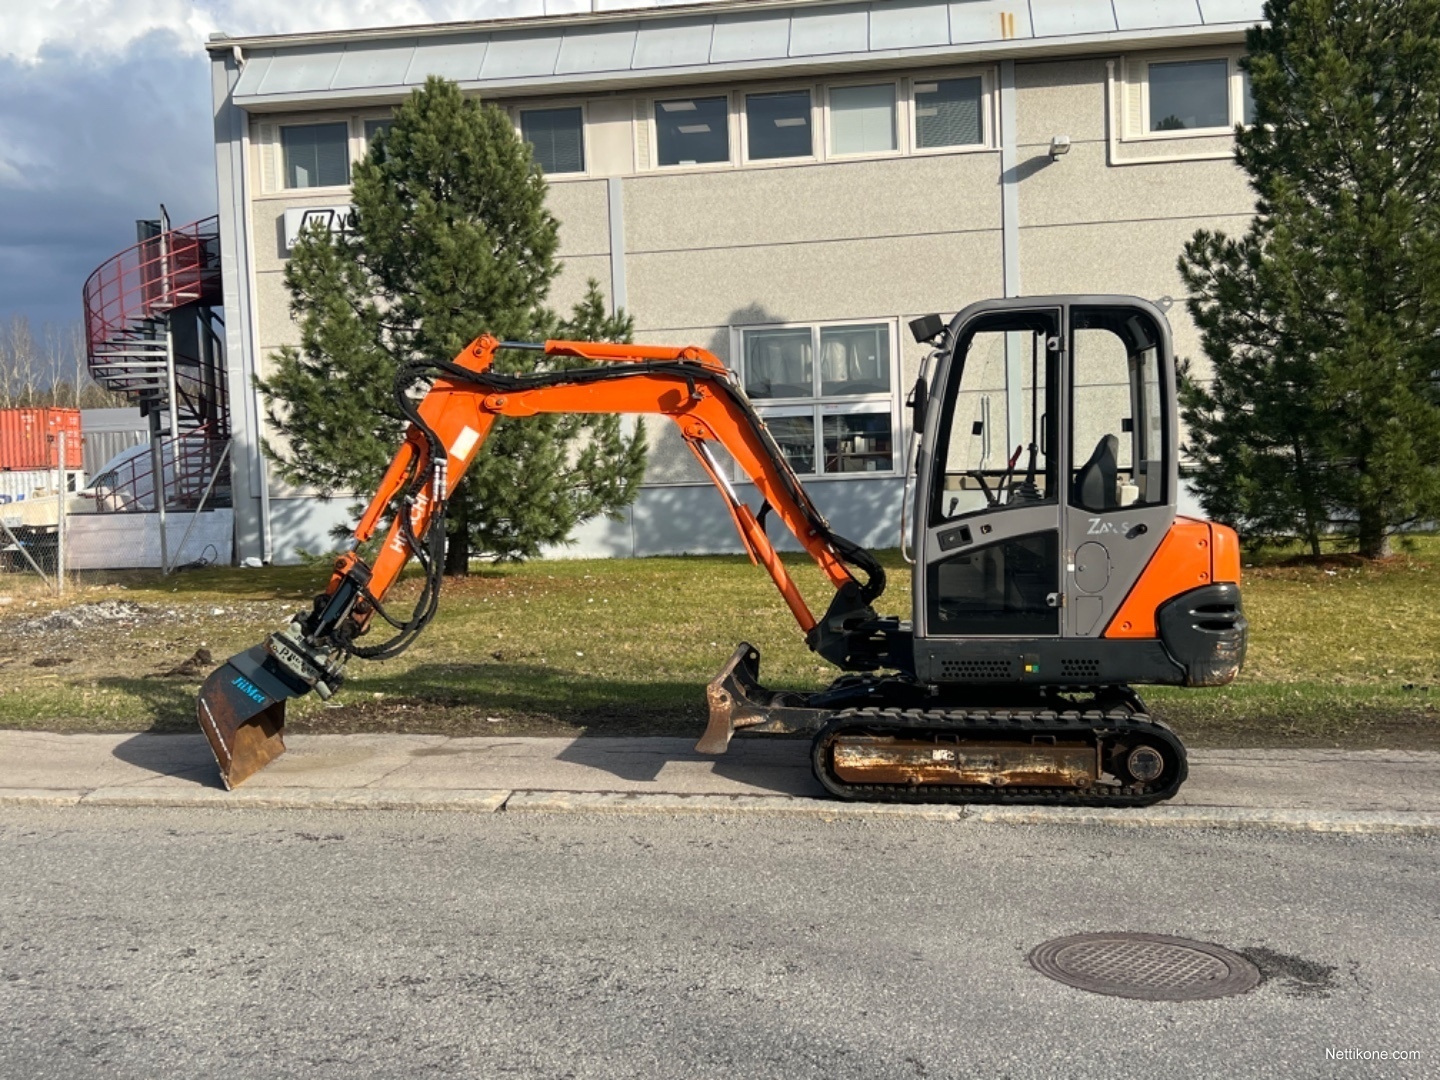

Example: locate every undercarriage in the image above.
[702,643,1187,807]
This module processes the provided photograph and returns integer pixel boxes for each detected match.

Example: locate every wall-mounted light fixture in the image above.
[1048,135,1072,159]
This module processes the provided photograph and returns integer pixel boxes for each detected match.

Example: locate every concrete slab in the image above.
[0,731,203,790]
[1169,749,1440,812]
[228,733,453,789]
[365,735,825,796]
[3,730,1440,833]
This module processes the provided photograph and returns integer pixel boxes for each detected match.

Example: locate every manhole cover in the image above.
[1029,932,1260,1001]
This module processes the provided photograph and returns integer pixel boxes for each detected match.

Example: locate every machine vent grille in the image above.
[940,658,1014,682]
[1061,658,1101,678]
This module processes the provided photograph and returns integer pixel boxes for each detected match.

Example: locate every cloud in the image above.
[1,0,217,65]
[1,1,596,64]
[0,0,713,328]
[0,38,214,327]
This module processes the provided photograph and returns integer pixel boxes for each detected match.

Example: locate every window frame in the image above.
[1068,322,1170,512]
[278,118,355,192]
[907,69,992,156]
[1135,52,1250,141]
[733,317,902,480]
[823,76,904,160]
[649,90,737,171]
[362,114,395,150]
[636,68,995,173]
[514,100,591,179]
[739,82,820,166]
[1240,68,1256,126]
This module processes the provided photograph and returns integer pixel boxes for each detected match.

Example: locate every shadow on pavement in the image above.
[111,733,222,788]
[554,733,824,797]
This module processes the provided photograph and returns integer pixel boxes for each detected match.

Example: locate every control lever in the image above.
[1011,443,1043,503]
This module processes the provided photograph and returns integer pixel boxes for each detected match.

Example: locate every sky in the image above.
[0,0,668,332]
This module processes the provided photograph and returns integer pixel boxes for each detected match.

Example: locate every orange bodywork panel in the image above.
[345,335,862,637]
[1210,520,1242,583]
[1103,517,1241,639]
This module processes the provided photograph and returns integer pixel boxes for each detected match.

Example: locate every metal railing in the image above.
[77,423,231,515]
[81,215,223,397]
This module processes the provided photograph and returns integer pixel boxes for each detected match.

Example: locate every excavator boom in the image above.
[199,335,887,788]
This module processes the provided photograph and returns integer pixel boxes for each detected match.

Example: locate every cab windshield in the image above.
[930,314,1058,525]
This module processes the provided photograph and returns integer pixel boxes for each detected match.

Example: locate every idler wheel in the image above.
[1126,745,1165,783]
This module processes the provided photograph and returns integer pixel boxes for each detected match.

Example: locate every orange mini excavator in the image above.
[199,295,1246,803]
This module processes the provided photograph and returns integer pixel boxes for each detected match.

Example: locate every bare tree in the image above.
[0,316,42,407]
[0,317,124,409]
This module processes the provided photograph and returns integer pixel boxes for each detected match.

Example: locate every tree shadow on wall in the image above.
[633,303,907,570]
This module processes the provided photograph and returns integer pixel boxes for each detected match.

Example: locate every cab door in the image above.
[913,305,1065,678]
[1062,304,1176,637]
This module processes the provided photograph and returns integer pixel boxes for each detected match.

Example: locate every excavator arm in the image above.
[198,334,889,788]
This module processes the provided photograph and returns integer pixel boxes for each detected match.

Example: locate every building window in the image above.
[829,83,896,156]
[364,118,394,144]
[1148,59,1230,131]
[521,106,585,175]
[282,122,350,189]
[1241,70,1256,125]
[913,76,984,149]
[746,90,813,160]
[740,321,896,476]
[819,324,892,397]
[656,95,730,166]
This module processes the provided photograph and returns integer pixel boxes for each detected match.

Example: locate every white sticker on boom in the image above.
[450,426,481,463]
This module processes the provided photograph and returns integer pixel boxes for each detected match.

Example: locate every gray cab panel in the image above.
[911,296,1178,684]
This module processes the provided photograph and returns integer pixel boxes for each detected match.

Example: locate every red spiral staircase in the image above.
[82,214,230,509]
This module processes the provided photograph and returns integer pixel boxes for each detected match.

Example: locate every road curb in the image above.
[0,788,87,807]
[503,790,969,819]
[77,787,511,812]
[970,805,1440,835]
[0,787,1437,833]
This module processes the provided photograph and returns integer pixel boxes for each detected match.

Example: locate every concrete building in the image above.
[206,0,1262,565]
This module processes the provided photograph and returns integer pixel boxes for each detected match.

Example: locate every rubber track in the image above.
[811,705,1188,808]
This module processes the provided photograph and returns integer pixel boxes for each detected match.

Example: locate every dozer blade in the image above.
[197,644,307,789]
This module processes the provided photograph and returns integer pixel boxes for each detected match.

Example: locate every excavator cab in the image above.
[909,296,1241,688]
[791,296,1245,803]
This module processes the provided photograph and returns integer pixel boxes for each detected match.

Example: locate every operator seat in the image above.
[1073,434,1119,512]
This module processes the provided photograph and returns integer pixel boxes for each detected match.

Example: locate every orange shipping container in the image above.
[0,408,83,470]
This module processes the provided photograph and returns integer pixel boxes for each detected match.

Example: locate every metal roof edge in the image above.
[231,22,1252,112]
[205,0,836,54]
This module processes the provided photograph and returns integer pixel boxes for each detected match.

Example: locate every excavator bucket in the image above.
[196,644,303,789]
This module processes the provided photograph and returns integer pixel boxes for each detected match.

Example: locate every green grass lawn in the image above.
[1,536,1436,748]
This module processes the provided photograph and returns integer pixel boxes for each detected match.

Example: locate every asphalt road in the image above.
[1,807,1435,1080]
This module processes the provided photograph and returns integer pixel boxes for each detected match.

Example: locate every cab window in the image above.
[1069,308,1168,513]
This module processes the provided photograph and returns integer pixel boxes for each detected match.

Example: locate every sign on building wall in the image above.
[282,205,356,253]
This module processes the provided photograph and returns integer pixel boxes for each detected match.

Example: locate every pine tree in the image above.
[257,77,647,568]
[1179,0,1440,558]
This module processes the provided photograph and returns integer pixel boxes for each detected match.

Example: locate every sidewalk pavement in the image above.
[2,730,1439,834]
